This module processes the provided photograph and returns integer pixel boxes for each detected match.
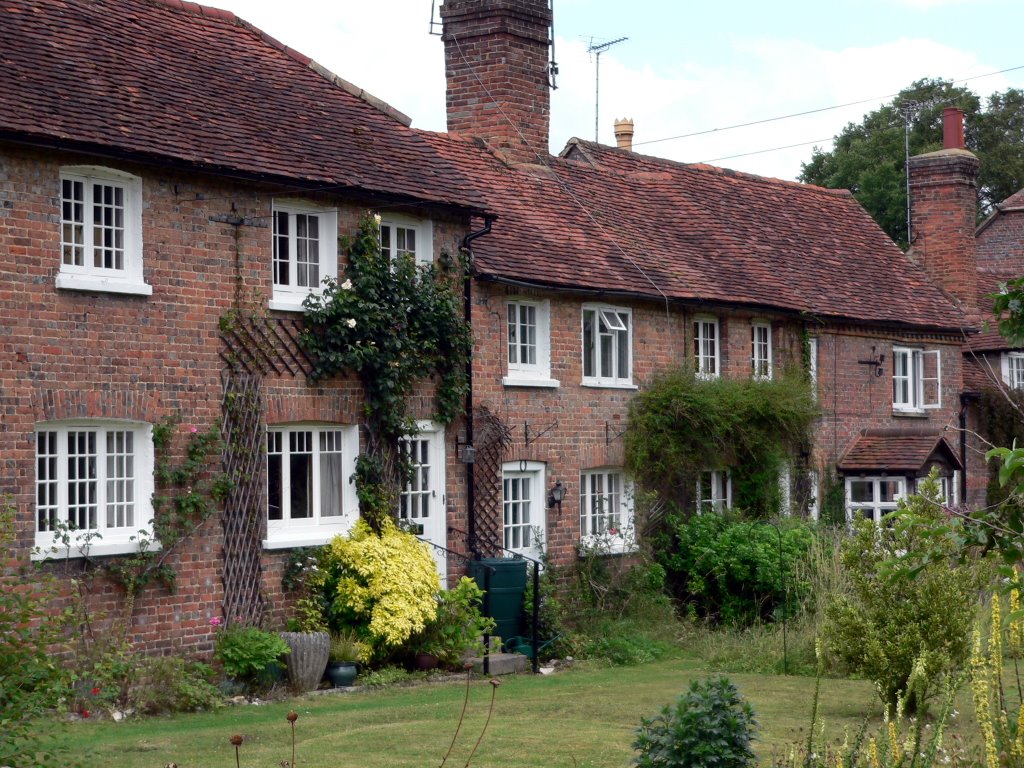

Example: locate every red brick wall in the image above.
[978,209,1024,273]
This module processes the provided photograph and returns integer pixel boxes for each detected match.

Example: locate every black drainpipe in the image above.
[959,391,978,504]
[461,216,495,560]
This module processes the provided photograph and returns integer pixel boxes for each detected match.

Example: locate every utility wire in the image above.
[632,63,1024,149]
[697,136,835,165]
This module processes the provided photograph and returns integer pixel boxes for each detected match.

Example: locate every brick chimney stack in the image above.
[441,0,552,164]
[908,107,980,322]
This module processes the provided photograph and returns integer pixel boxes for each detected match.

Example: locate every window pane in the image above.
[849,480,874,503]
[273,211,290,286]
[583,310,595,378]
[879,480,902,503]
[319,430,344,518]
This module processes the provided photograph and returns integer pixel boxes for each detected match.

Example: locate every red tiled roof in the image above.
[421,134,966,331]
[838,429,961,473]
[0,0,486,211]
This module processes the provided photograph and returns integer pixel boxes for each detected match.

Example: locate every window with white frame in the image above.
[579,468,635,551]
[34,421,154,558]
[582,305,632,386]
[751,322,772,380]
[892,346,941,412]
[380,215,432,267]
[807,337,819,401]
[270,201,338,311]
[697,470,731,513]
[399,422,448,583]
[505,299,556,386]
[266,425,358,547]
[845,476,906,523]
[57,167,150,295]
[694,317,720,378]
[1003,352,1024,389]
[501,461,546,559]
[929,471,960,506]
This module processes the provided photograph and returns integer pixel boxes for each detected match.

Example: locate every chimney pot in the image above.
[942,107,965,150]
[613,118,634,151]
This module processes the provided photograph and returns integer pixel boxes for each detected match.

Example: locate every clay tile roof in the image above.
[838,429,962,473]
[0,0,485,211]
[420,133,966,331]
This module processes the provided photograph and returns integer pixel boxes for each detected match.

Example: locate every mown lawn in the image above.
[35,656,893,768]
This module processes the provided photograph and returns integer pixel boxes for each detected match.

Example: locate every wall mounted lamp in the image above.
[547,480,566,511]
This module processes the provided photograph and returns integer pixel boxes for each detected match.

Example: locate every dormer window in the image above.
[380,215,432,267]
[270,201,338,311]
[57,167,150,295]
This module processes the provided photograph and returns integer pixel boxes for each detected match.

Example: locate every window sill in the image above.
[581,381,638,390]
[892,408,929,418]
[264,529,350,549]
[32,536,160,561]
[503,376,561,388]
[56,273,152,296]
[577,538,637,556]
[268,297,311,313]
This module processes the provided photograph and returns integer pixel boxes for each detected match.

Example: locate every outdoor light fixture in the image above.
[547,480,566,511]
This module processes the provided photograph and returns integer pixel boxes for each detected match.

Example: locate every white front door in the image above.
[501,461,546,561]
[400,421,447,586]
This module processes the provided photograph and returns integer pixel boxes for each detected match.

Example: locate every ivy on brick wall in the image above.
[977,386,1024,505]
[624,370,818,517]
[300,213,472,531]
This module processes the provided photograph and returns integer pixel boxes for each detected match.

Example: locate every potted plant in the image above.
[324,629,365,687]
[213,623,291,693]
[280,596,330,691]
[409,577,496,670]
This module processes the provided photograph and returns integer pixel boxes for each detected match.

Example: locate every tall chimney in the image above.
[613,118,634,151]
[441,0,552,164]
[908,107,980,321]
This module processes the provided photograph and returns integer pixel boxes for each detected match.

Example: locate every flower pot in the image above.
[324,661,358,688]
[279,631,330,691]
[414,652,439,670]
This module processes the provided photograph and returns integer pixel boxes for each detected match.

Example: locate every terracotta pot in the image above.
[279,631,330,691]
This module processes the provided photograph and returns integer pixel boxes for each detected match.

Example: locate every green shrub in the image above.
[656,513,815,625]
[314,518,439,656]
[0,504,72,768]
[823,475,983,713]
[410,577,495,667]
[131,656,223,714]
[633,676,757,768]
[214,626,290,681]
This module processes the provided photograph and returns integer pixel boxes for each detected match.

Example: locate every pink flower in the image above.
[608,527,619,536]
[209,616,222,627]
[189,426,199,434]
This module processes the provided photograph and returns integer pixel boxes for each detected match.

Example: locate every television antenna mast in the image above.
[588,36,628,142]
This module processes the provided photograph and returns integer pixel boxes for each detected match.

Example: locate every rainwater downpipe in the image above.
[461,216,495,560]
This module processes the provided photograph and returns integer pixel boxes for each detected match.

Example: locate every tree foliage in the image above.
[800,78,1024,249]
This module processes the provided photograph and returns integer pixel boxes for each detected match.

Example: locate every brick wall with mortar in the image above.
[0,143,473,654]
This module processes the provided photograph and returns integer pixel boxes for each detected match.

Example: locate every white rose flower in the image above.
[340,279,353,291]
[347,318,357,328]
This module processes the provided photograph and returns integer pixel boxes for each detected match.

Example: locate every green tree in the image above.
[800,78,1024,249]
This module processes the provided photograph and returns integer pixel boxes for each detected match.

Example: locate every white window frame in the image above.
[269,200,339,312]
[34,420,155,559]
[56,166,150,296]
[265,424,358,548]
[694,317,721,379]
[892,346,941,413]
[501,461,546,560]
[808,337,819,401]
[1002,352,1024,390]
[845,475,906,524]
[400,421,448,585]
[751,321,772,380]
[807,469,820,521]
[582,304,633,387]
[504,298,558,387]
[379,214,433,267]
[696,469,732,513]
[579,468,636,553]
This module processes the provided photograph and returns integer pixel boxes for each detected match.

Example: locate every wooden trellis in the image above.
[471,406,512,558]
[219,316,314,627]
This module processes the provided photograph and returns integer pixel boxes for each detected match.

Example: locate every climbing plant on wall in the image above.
[624,369,818,517]
[300,213,472,530]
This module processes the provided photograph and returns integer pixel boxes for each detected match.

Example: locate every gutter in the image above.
[460,216,495,560]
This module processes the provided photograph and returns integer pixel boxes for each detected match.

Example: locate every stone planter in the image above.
[279,631,330,692]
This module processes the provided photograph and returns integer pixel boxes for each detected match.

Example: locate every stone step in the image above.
[467,652,530,675]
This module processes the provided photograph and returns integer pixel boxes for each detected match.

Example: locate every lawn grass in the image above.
[39,656,890,768]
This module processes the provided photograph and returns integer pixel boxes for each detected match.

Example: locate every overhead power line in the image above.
[632,63,1024,150]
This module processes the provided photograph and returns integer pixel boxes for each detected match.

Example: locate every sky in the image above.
[202,0,1024,181]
